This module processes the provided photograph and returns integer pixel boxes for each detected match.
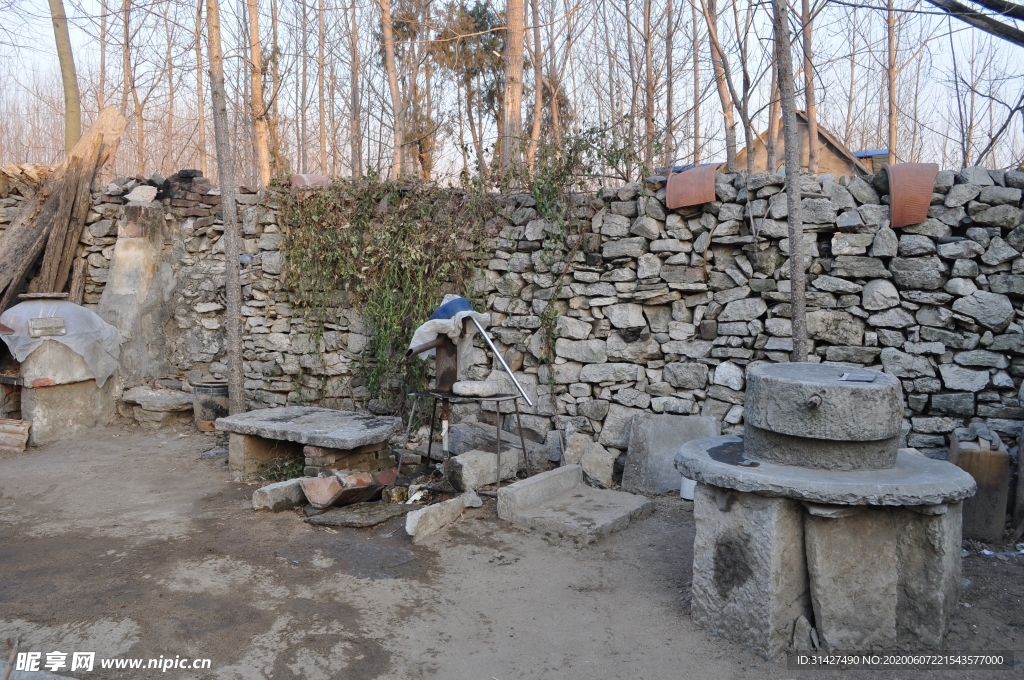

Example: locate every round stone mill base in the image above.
[675,435,977,659]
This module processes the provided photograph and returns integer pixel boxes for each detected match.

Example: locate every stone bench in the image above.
[216,406,402,479]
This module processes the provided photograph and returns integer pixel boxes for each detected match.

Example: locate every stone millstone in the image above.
[746,363,903,442]
[744,424,898,471]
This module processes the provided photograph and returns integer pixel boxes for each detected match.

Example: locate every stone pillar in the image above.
[804,505,899,650]
[97,203,176,386]
[896,503,962,648]
[691,483,811,659]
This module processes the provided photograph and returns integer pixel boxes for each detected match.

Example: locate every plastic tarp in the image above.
[0,301,123,387]
[408,295,490,382]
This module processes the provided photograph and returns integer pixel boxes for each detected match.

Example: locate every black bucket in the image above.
[193,381,229,431]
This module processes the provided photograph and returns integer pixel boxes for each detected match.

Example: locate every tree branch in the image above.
[924,0,1024,47]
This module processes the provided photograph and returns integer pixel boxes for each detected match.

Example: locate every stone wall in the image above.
[46,165,1024,465]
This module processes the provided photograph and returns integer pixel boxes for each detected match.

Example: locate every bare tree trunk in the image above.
[163,1,174,174]
[245,0,271,185]
[317,0,327,173]
[844,12,857,147]
[801,0,818,172]
[195,0,207,176]
[300,1,309,173]
[773,0,807,362]
[525,0,543,171]
[692,0,700,165]
[99,0,107,109]
[704,0,736,170]
[205,0,245,415]
[48,0,82,154]
[887,0,897,165]
[766,62,780,171]
[121,0,129,116]
[349,0,361,177]
[379,0,404,177]
[643,0,655,169]
[500,0,526,173]
[665,0,674,169]
[269,0,286,175]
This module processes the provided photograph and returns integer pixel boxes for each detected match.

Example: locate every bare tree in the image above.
[246,0,272,184]
[380,0,405,177]
[500,0,525,173]
[205,0,245,414]
[349,0,362,177]
[801,0,819,172]
[195,0,207,176]
[47,0,81,153]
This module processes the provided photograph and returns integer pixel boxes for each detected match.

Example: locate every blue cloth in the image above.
[429,296,474,320]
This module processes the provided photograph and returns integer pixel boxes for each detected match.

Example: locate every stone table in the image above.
[216,406,402,479]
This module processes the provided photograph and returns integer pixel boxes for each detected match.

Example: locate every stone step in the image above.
[497,465,654,544]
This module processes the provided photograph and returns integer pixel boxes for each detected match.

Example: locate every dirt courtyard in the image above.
[1,424,1021,680]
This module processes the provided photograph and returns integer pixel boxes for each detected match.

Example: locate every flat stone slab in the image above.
[217,406,401,449]
[504,485,654,544]
[676,436,976,505]
[122,385,193,412]
[306,501,417,527]
[622,413,720,495]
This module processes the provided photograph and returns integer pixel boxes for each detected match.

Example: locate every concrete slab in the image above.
[217,406,401,449]
[497,465,653,544]
[676,436,977,505]
[622,414,719,495]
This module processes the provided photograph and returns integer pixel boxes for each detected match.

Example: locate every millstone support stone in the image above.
[676,436,977,506]
[691,483,811,660]
[804,508,899,650]
[896,504,962,648]
[745,363,903,444]
[744,424,899,471]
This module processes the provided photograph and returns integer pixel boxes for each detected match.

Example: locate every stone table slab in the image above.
[217,406,401,449]
[676,436,976,506]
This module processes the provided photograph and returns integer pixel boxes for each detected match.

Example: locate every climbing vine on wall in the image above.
[278,177,497,409]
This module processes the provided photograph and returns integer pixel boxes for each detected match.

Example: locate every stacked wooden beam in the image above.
[0,418,30,454]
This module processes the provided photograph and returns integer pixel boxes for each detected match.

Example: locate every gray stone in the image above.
[880,347,935,378]
[973,204,1022,229]
[806,310,864,345]
[943,277,978,297]
[651,396,695,414]
[950,259,980,278]
[578,363,640,383]
[612,388,652,409]
[445,449,521,490]
[930,392,975,417]
[405,491,482,543]
[890,257,947,290]
[598,404,643,448]
[252,478,306,511]
[745,363,903,443]
[307,501,415,527]
[604,303,646,329]
[561,432,591,465]
[954,349,1008,368]
[630,215,661,239]
[124,185,158,202]
[805,508,898,650]
[870,227,899,257]
[602,237,647,259]
[858,204,890,226]
[979,185,1022,205]
[677,437,977,506]
[554,315,592,340]
[982,236,1019,265]
[861,279,900,310]
[831,256,890,279]
[581,440,617,486]
[812,275,862,294]
[803,197,836,223]
[602,213,631,237]
[637,252,662,278]
[577,399,610,421]
[497,465,654,544]
[952,291,1015,331]
[712,361,745,391]
[824,346,881,363]
[915,306,955,329]
[867,307,916,328]
[718,298,767,322]
[904,218,953,238]
[957,166,994,186]
[664,361,709,389]
[1008,223,1024,251]
[690,483,811,660]
[898,234,936,257]
[938,364,989,392]
[945,184,981,207]
[745,426,898,471]
[554,338,607,363]
[606,332,662,362]
[848,177,880,204]
[835,211,865,230]
[122,385,193,412]
[988,274,1024,296]
[936,240,984,260]
[217,406,402,449]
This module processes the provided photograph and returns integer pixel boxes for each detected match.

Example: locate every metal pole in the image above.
[469,316,533,407]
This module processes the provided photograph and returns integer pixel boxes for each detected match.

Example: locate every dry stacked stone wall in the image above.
[31,165,1024,466]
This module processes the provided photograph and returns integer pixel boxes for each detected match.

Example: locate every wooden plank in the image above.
[68,256,87,304]
[34,155,85,292]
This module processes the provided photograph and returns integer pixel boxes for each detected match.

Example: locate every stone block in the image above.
[804,507,898,650]
[581,441,617,486]
[622,414,719,494]
[405,491,483,543]
[598,404,643,448]
[20,340,94,387]
[691,484,811,660]
[252,478,306,511]
[896,504,962,648]
[21,378,117,446]
[445,448,521,490]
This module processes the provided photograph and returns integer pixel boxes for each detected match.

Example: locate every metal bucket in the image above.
[192,381,228,431]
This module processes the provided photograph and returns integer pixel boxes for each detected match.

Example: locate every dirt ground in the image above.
[1,424,1022,680]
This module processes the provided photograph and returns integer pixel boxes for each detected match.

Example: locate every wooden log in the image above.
[0,108,126,312]
[68,256,87,304]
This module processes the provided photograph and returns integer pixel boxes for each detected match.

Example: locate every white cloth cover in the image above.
[1,300,123,387]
